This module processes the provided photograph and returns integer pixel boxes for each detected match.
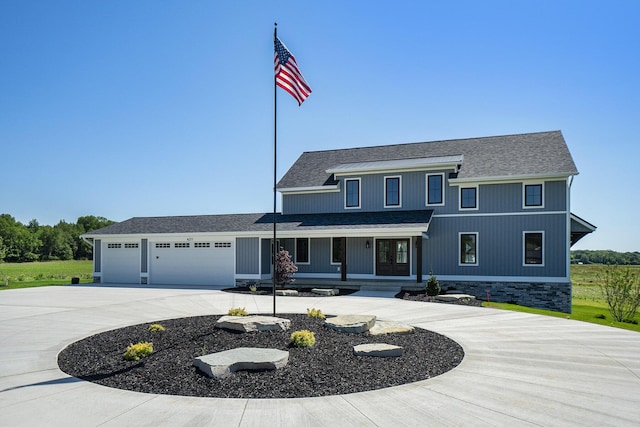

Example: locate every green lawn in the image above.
[0,260,93,290]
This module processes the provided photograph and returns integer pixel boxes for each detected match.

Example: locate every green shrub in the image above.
[148,323,166,332]
[290,330,315,347]
[228,307,249,316]
[599,265,640,322]
[306,308,325,319]
[124,342,153,361]
[426,275,440,297]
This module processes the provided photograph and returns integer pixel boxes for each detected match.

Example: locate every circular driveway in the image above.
[1,285,639,426]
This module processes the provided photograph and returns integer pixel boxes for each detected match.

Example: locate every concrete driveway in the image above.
[1,285,639,426]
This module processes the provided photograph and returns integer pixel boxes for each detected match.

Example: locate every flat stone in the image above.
[353,343,403,357]
[325,314,376,333]
[312,288,339,296]
[194,347,289,379]
[435,294,476,302]
[275,289,299,296]
[216,315,291,332]
[369,320,415,336]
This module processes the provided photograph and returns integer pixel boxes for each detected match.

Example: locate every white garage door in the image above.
[149,241,234,286]
[102,242,140,284]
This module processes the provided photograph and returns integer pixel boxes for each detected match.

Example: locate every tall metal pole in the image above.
[272,22,278,317]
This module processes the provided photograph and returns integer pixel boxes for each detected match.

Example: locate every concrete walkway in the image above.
[1,285,639,426]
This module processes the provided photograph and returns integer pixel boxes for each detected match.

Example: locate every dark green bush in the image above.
[425,275,440,297]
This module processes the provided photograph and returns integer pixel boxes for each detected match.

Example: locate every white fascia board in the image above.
[435,275,571,284]
[272,226,430,238]
[278,184,340,194]
[326,156,463,176]
[449,172,577,186]
[570,214,597,231]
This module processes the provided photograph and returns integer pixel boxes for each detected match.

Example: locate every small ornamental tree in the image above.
[599,265,640,322]
[275,247,297,288]
[426,274,440,297]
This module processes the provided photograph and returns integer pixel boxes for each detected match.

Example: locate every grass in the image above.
[0,260,93,290]
[484,264,640,332]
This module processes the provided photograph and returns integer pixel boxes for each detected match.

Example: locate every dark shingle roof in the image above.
[277,131,577,189]
[85,211,434,236]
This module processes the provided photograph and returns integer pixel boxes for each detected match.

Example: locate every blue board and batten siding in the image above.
[282,171,568,215]
[236,237,259,275]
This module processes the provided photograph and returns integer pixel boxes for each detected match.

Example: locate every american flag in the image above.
[274,37,312,105]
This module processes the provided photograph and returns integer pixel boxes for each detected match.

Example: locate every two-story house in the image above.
[83,130,595,312]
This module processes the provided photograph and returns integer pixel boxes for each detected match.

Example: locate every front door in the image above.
[376,239,410,276]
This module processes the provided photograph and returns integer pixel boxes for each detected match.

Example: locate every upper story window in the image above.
[384,176,401,208]
[459,232,478,266]
[296,238,310,264]
[523,183,544,208]
[345,178,361,209]
[426,173,444,206]
[524,231,544,266]
[460,186,478,210]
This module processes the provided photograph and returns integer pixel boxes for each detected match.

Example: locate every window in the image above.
[460,187,477,209]
[174,242,190,248]
[296,238,310,264]
[155,243,170,248]
[124,243,138,249]
[524,232,544,265]
[194,242,211,248]
[214,242,232,248]
[107,243,121,249]
[384,176,401,207]
[331,237,344,264]
[426,174,444,205]
[345,178,360,208]
[524,183,544,208]
[459,233,478,266]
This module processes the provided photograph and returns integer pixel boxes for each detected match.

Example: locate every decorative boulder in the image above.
[325,315,376,333]
[194,347,289,379]
[216,315,291,332]
[353,343,403,358]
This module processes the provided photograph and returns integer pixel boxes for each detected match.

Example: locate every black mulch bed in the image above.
[222,286,359,297]
[58,314,464,399]
[396,291,484,307]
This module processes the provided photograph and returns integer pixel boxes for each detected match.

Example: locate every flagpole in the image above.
[272,22,278,317]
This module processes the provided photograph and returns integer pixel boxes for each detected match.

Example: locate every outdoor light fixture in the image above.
[366,240,370,248]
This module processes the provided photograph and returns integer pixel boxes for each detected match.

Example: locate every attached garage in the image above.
[149,240,235,286]
[101,242,140,284]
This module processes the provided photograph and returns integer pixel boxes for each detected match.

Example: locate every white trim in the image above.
[459,185,479,211]
[435,275,570,284]
[523,231,545,267]
[295,237,310,265]
[426,173,445,206]
[459,232,478,266]
[235,274,261,280]
[327,155,463,176]
[344,178,361,209]
[278,184,340,194]
[449,172,576,186]
[384,175,402,208]
[523,182,545,209]
[566,177,572,281]
[570,213,597,232]
[433,210,566,218]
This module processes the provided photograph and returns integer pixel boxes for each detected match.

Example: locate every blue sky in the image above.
[1,1,638,251]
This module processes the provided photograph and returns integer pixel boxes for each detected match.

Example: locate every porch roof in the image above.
[84,210,434,237]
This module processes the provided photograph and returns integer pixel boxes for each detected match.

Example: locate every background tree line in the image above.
[571,250,640,266]
[0,214,115,262]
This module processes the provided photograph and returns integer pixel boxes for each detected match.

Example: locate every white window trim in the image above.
[522,182,545,209]
[344,178,361,209]
[330,237,343,265]
[426,173,445,206]
[458,232,479,266]
[295,238,311,265]
[459,185,479,211]
[384,175,402,208]
[523,231,545,267]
